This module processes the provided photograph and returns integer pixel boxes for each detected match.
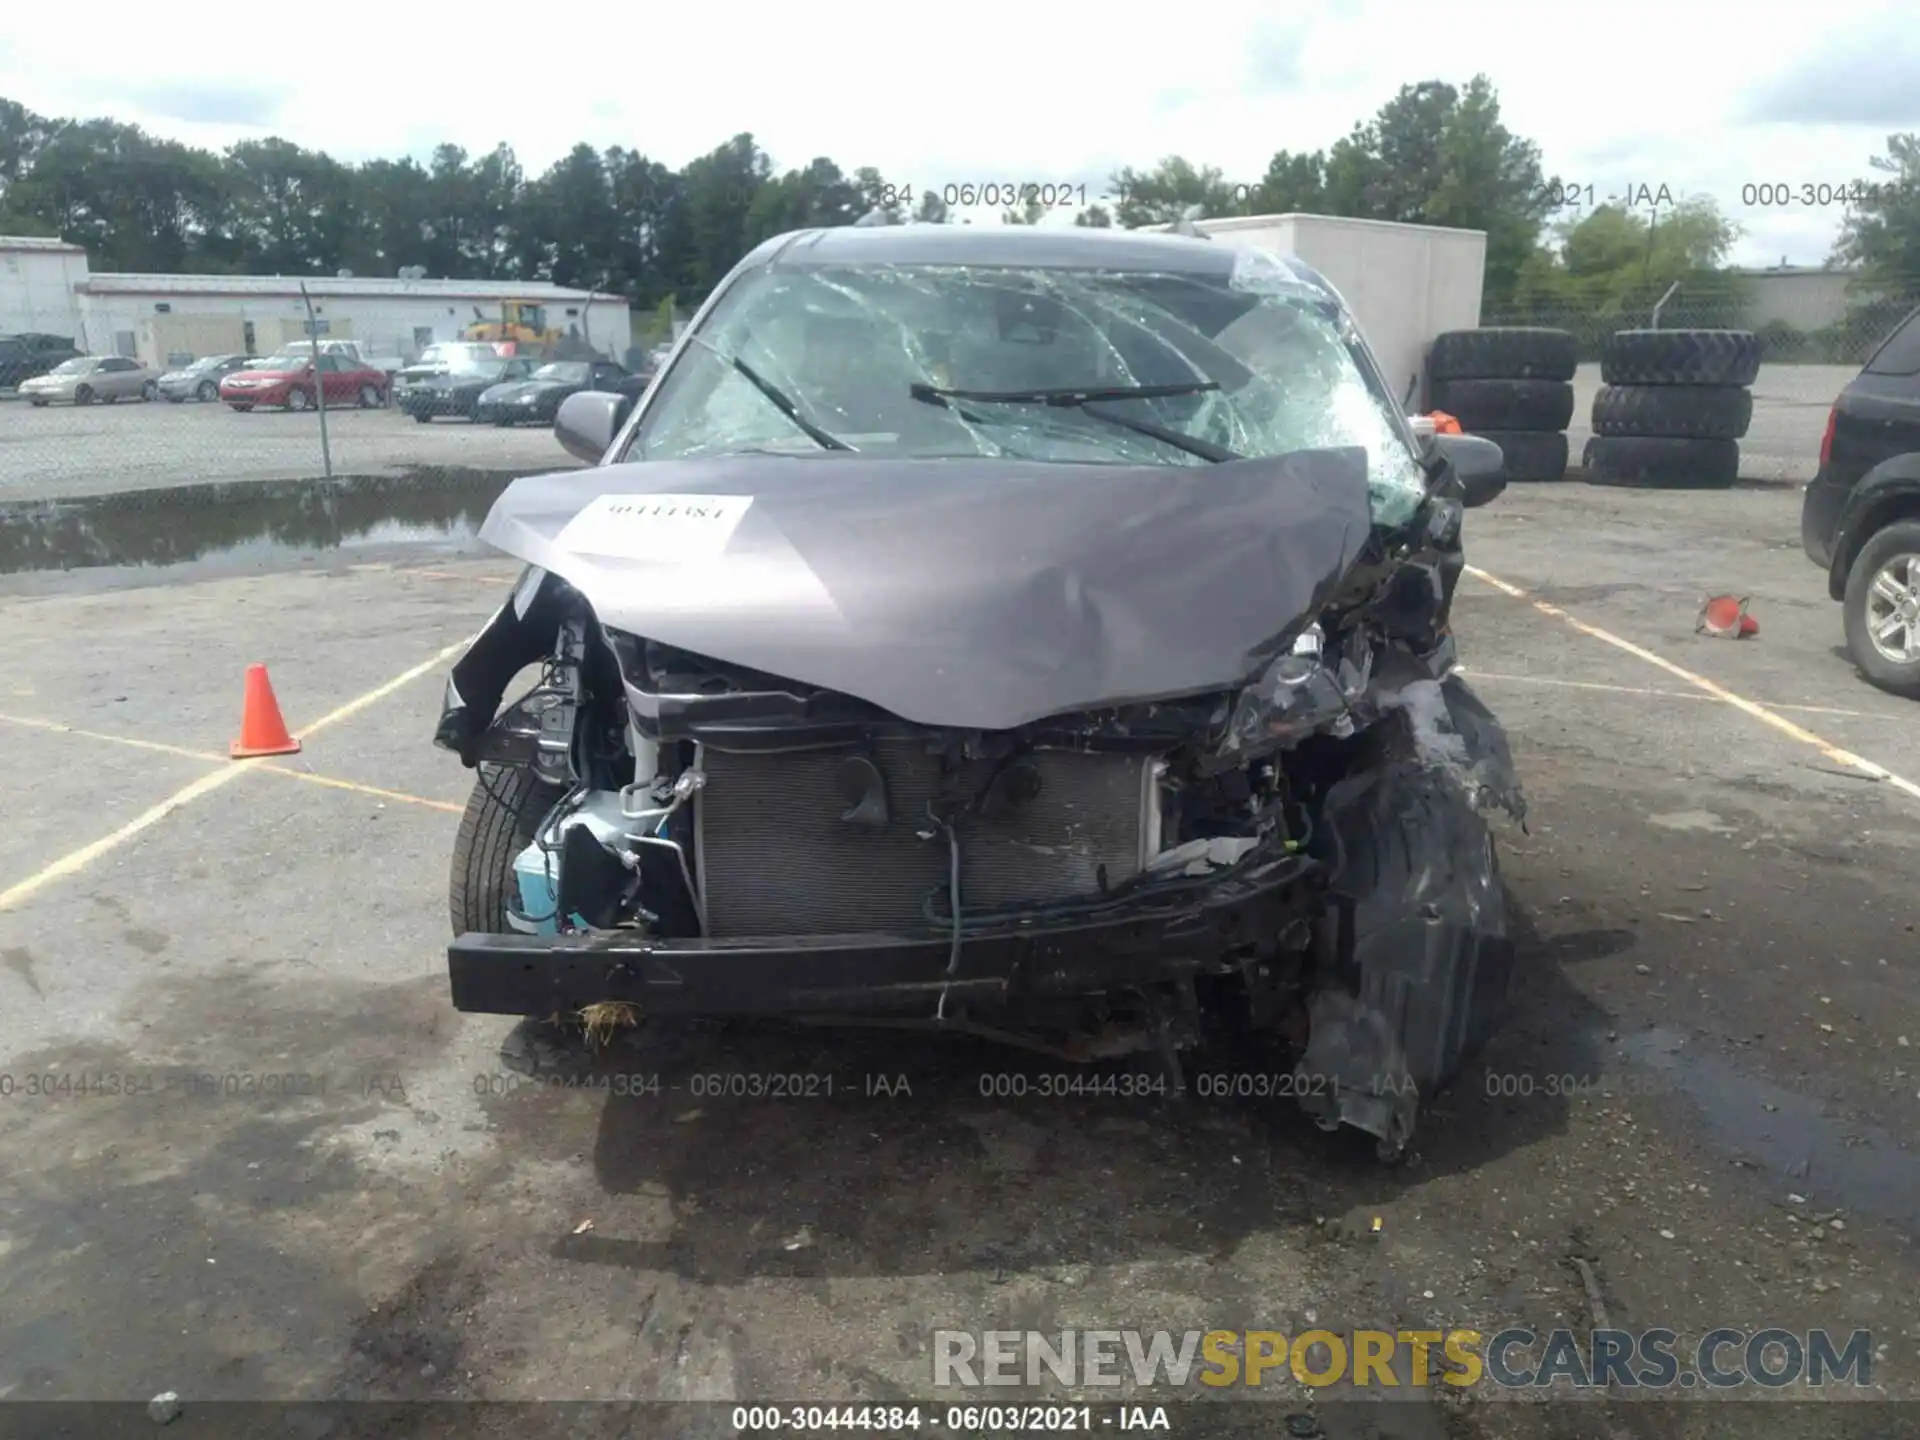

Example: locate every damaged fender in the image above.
[1294,675,1522,1156]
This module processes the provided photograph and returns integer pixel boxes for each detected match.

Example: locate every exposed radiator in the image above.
[694,739,1157,937]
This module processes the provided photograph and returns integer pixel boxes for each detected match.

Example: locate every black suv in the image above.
[0,332,82,389]
[1802,303,1920,697]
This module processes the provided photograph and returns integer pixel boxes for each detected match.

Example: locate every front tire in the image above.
[197,380,218,402]
[141,380,159,401]
[359,384,382,409]
[73,385,93,405]
[450,766,567,935]
[286,387,311,412]
[1842,520,1920,699]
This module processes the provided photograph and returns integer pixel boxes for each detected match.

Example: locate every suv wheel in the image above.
[1843,519,1920,698]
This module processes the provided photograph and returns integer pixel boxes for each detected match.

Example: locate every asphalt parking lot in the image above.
[0,455,1916,1438]
[0,392,578,501]
[0,360,1856,500]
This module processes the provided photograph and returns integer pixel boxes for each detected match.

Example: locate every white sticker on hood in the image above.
[554,493,754,560]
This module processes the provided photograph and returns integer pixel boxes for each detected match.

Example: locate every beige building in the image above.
[0,237,633,366]
[1731,264,1859,332]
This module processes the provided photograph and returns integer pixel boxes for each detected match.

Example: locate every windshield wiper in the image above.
[909,381,1239,463]
[686,333,852,452]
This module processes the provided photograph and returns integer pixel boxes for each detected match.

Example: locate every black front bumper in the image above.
[475,401,552,424]
[400,392,479,417]
[449,853,1318,1018]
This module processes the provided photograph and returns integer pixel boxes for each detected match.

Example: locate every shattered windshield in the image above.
[626,258,1428,525]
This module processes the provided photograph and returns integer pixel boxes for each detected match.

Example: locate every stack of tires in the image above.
[1584,330,1761,490]
[1425,327,1578,483]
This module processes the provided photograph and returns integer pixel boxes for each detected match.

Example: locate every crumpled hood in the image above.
[479,450,1377,730]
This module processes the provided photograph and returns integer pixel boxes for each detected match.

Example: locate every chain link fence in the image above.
[1485,274,1920,367]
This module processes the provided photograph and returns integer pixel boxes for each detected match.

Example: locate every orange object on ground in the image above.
[230,664,302,757]
[1429,411,1464,435]
[1696,594,1760,639]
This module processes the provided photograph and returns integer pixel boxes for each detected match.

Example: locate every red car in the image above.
[219,352,389,412]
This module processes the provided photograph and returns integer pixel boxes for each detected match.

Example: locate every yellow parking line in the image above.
[1466,565,1920,803]
[1454,669,1879,719]
[0,712,467,816]
[0,713,226,764]
[257,765,464,814]
[0,635,474,914]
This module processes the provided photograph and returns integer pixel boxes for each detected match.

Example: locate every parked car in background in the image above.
[18,354,159,406]
[156,354,254,403]
[399,355,541,423]
[0,332,83,389]
[395,343,503,387]
[280,339,405,386]
[1802,302,1920,698]
[474,358,632,426]
[219,352,389,412]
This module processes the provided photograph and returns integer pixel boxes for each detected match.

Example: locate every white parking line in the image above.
[0,635,473,914]
[1466,565,1920,803]
[1455,669,1880,719]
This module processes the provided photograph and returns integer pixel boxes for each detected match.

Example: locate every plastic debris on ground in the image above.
[1697,594,1759,639]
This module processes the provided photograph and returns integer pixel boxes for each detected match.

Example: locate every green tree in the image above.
[1109,156,1253,227]
[1307,77,1555,303]
[0,98,60,220]
[1249,151,1325,214]
[744,156,862,246]
[671,132,774,295]
[1833,133,1920,285]
[1501,197,1745,343]
[1001,193,1047,225]
[606,148,681,304]
[5,118,235,271]
[1074,204,1113,228]
[222,137,356,274]
[853,166,906,223]
[345,156,433,277]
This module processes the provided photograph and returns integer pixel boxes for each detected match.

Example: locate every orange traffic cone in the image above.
[230,664,302,758]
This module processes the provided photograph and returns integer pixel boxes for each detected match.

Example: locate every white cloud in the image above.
[1,0,1908,265]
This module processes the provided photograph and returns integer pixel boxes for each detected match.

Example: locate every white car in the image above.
[19,355,161,406]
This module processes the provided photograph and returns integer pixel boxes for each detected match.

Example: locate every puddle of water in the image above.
[1618,1026,1920,1234]
[0,469,517,578]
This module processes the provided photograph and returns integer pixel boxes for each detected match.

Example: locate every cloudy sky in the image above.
[2,0,1916,267]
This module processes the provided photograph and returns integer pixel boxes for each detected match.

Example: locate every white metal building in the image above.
[0,237,633,367]
[1153,214,1489,410]
[0,236,92,337]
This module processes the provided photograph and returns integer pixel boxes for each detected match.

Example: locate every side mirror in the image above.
[1431,431,1507,509]
[554,390,624,464]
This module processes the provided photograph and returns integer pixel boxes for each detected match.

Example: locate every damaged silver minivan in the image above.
[434,224,1524,1157]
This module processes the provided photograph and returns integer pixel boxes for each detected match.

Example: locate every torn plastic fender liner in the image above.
[1294,758,1516,1154]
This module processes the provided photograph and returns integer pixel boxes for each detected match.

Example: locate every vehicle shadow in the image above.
[509,896,1639,1283]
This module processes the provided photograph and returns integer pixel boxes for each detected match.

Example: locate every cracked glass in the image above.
[625,257,1429,526]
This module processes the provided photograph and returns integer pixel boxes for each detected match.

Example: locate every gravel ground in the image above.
[0,470,1914,1440]
[0,392,579,501]
[0,361,1862,502]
